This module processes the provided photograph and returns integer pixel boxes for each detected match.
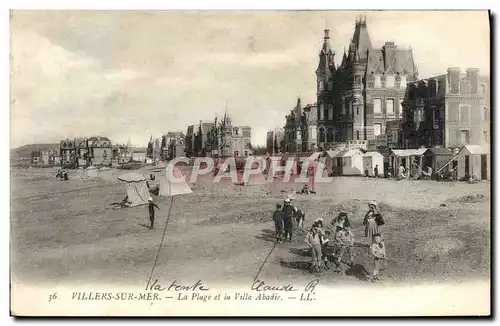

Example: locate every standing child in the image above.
[272,204,284,243]
[148,197,160,229]
[363,201,384,245]
[334,226,355,270]
[370,233,386,282]
[305,226,326,272]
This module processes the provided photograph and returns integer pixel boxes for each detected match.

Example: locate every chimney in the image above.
[447,67,461,94]
[466,68,480,94]
[382,42,397,72]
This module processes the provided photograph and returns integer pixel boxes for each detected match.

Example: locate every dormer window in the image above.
[400,75,407,88]
[385,75,395,88]
[374,75,381,88]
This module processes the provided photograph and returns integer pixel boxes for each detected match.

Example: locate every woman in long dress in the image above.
[363,201,383,244]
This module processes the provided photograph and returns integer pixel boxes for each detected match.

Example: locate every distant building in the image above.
[163,131,186,160]
[266,128,284,154]
[315,17,418,147]
[188,111,252,157]
[132,151,146,162]
[283,98,318,152]
[401,67,490,149]
[59,136,112,167]
[87,136,112,166]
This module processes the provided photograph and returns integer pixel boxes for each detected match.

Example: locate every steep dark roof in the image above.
[351,20,372,61]
[367,48,417,76]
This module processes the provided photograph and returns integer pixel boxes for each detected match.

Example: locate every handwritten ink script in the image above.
[66,279,320,303]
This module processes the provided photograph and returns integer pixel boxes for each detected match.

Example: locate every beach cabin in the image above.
[325,149,342,176]
[389,148,427,177]
[336,149,364,176]
[457,144,490,181]
[422,148,454,174]
[362,152,384,177]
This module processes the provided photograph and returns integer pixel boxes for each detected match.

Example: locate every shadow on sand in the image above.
[255,229,278,243]
[279,260,311,272]
[345,263,370,281]
[289,247,310,258]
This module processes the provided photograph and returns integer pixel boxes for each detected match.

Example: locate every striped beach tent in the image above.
[117,172,150,207]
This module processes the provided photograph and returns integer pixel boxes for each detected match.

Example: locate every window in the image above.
[481,84,486,95]
[374,75,381,88]
[400,75,407,88]
[385,75,395,88]
[349,101,353,117]
[483,107,488,121]
[460,130,470,144]
[319,128,326,142]
[459,104,470,122]
[374,123,382,137]
[342,99,346,114]
[356,131,360,140]
[328,81,333,90]
[319,81,324,91]
[328,105,333,120]
[484,131,489,143]
[386,99,395,115]
[327,129,333,142]
[319,104,324,120]
[374,98,382,114]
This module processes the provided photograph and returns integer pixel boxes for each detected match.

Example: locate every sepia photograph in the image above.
[9,9,491,316]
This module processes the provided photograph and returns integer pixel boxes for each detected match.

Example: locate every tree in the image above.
[147,135,153,157]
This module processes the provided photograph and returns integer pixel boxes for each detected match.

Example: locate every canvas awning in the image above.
[390,148,427,157]
[117,172,146,182]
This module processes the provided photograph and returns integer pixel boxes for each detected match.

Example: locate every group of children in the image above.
[272,198,387,282]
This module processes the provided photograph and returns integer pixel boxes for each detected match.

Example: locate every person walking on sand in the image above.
[305,226,326,272]
[363,201,384,244]
[370,233,386,282]
[272,204,284,243]
[282,198,295,241]
[148,197,160,229]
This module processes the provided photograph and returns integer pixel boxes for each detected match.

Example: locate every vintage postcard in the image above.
[10,10,491,316]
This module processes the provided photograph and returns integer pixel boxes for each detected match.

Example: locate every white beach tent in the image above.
[117,172,151,207]
[85,166,99,178]
[157,165,193,197]
[98,166,115,181]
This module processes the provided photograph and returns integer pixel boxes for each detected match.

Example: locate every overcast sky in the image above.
[10,10,489,148]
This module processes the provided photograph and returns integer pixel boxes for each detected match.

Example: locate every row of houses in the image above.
[317,144,489,181]
[54,136,153,168]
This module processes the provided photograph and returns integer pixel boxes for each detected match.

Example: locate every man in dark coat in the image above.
[148,197,160,229]
[272,204,284,243]
[282,198,295,241]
